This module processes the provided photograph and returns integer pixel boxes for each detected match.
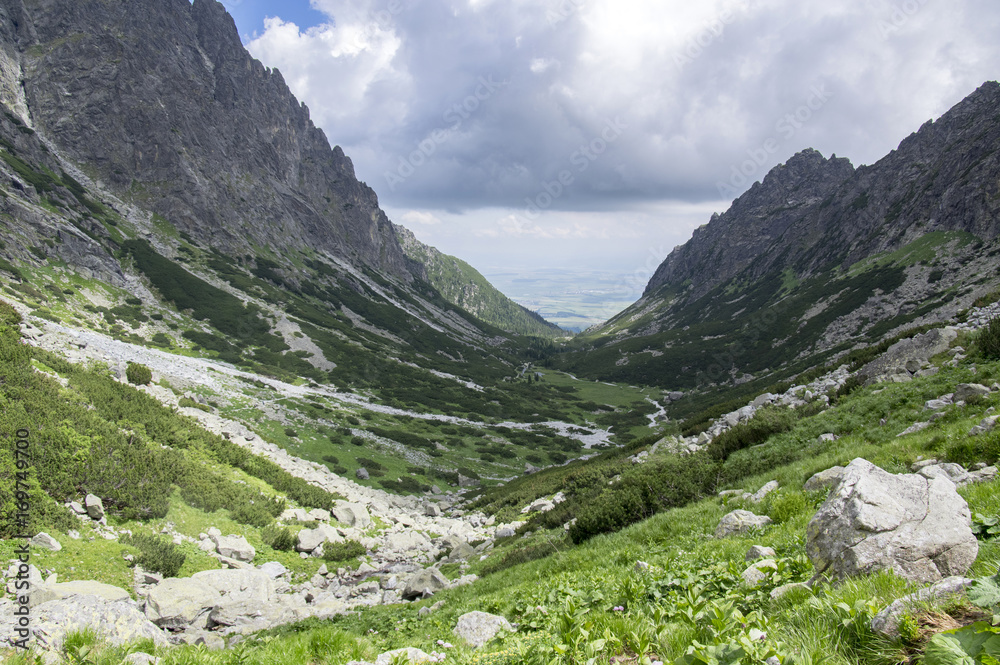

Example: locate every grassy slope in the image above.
[7,322,1000,664]
[394,224,566,338]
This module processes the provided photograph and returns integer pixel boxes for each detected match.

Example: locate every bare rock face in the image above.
[1,0,419,283]
[806,458,977,584]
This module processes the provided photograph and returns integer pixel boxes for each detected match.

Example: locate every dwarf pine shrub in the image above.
[125,362,152,385]
[978,317,1000,360]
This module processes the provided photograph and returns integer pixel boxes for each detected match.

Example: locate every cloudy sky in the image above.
[218,0,1000,284]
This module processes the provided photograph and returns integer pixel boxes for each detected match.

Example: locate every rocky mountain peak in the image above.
[0,0,417,281]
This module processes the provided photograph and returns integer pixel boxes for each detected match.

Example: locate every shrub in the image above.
[262,524,296,552]
[284,427,298,438]
[123,533,186,578]
[766,491,808,523]
[977,318,1000,360]
[322,540,366,562]
[125,362,152,385]
[351,436,365,446]
[707,407,796,460]
[178,397,210,412]
[230,500,279,528]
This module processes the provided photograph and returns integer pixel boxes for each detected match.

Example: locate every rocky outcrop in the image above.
[857,328,958,385]
[0,0,419,282]
[806,458,978,584]
[19,595,167,651]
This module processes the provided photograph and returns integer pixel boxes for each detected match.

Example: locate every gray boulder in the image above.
[84,493,105,520]
[453,611,513,648]
[806,458,977,584]
[258,562,287,579]
[955,383,991,402]
[374,648,432,665]
[871,576,974,636]
[741,559,777,586]
[749,480,779,503]
[402,568,448,600]
[29,595,167,651]
[715,510,773,538]
[356,468,370,480]
[745,545,776,562]
[494,527,516,539]
[803,466,845,492]
[29,532,61,551]
[333,501,372,529]
[143,578,218,629]
[212,534,255,562]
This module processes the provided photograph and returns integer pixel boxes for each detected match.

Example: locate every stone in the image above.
[356,468,370,480]
[924,399,950,411]
[749,480,779,503]
[30,532,62,551]
[39,580,131,606]
[818,433,837,443]
[742,559,778,586]
[453,611,514,648]
[448,542,476,562]
[955,383,991,402]
[970,415,1000,436]
[803,466,845,492]
[806,458,977,584]
[375,648,433,665]
[308,508,332,522]
[423,502,441,517]
[528,498,556,513]
[634,561,651,573]
[715,510,772,538]
[911,459,939,471]
[258,562,287,579]
[770,583,810,600]
[745,545,776,562]
[871,577,974,636]
[858,328,958,385]
[402,568,449,600]
[919,463,970,486]
[69,501,87,515]
[494,527,516,539]
[144,569,274,629]
[124,654,160,665]
[24,595,167,652]
[332,501,372,529]
[213,534,255,562]
[897,422,931,437]
[84,494,105,520]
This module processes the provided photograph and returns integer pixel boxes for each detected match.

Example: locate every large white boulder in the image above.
[453,611,513,648]
[806,458,977,584]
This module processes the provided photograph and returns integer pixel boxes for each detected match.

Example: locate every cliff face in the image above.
[646,82,1000,301]
[0,0,417,280]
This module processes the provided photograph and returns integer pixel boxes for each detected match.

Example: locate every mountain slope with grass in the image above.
[552,83,1000,413]
[394,224,566,338]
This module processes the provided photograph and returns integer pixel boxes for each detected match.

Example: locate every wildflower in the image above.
[613,605,625,612]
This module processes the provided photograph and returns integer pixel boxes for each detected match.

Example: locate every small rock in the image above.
[745,545,776,562]
[871,577,974,636]
[803,466,845,492]
[818,433,837,443]
[356,468,370,480]
[742,559,778,586]
[374,647,432,665]
[258,562,287,579]
[770,582,809,600]
[634,561,650,573]
[911,458,939,471]
[30,532,62,551]
[897,422,931,437]
[85,494,105,520]
[749,480,779,503]
[715,510,773,538]
[69,501,87,515]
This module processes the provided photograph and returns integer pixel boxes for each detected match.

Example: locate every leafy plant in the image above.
[978,318,1000,360]
[322,539,367,563]
[972,513,1000,541]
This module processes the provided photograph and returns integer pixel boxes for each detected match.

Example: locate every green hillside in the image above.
[394,224,566,338]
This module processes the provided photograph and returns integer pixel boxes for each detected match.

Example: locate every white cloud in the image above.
[399,210,442,226]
